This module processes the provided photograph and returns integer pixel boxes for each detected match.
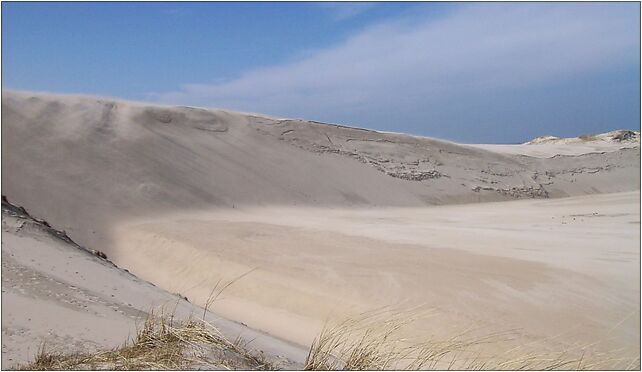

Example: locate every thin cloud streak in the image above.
[149,3,639,142]
[319,2,376,21]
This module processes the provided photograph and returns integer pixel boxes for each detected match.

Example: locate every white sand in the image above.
[2,91,639,366]
[110,192,640,357]
[1,207,308,367]
[469,142,639,158]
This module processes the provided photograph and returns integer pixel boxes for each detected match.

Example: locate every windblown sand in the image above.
[110,191,640,356]
[2,91,639,366]
[1,203,307,367]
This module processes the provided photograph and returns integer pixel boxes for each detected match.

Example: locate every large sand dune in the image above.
[2,91,640,366]
[3,91,639,251]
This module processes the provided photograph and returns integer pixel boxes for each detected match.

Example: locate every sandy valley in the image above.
[1,91,640,368]
[111,192,640,356]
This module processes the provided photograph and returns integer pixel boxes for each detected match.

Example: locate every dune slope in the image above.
[2,91,639,251]
[2,91,640,366]
[1,197,307,367]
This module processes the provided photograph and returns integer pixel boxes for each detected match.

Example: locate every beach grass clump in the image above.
[304,309,641,371]
[16,311,272,370]
[16,307,640,370]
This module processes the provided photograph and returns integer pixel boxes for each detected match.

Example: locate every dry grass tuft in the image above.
[305,307,424,370]
[16,310,273,370]
[304,309,640,371]
[202,268,258,320]
[15,305,640,370]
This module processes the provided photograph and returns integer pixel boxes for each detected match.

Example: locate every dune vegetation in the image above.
[16,309,640,371]
[16,311,273,371]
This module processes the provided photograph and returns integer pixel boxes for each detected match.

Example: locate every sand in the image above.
[469,142,639,159]
[468,130,641,158]
[1,201,308,368]
[110,192,640,357]
[1,90,640,367]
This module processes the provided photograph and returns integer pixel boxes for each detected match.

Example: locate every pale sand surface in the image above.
[469,142,640,157]
[470,130,640,158]
[1,209,308,368]
[2,91,640,366]
[110,191,640,358]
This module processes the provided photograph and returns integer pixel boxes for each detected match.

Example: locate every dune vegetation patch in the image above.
[15,311,274,371]
[303,309,640,371]
[16,308,640,371]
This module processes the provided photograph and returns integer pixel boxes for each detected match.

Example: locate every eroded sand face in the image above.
[110,192,640,357]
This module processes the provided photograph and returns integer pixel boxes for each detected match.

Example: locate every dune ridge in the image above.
[2,91,638,238]
[2,90,640,367]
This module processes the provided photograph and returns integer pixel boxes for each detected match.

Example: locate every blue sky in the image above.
[3,2,640,143]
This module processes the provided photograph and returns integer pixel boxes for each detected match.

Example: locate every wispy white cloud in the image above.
[318,2,376,21]
[149,3,639,141]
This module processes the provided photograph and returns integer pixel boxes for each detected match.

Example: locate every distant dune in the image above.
[2,90,640,368]
[525,130,640,145]
[467,130,641,158]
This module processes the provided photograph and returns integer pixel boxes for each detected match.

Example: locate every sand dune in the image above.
[2,90,640,366]
[2,91,638,250]
[1,198,307,368]
[470,130,640,157]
